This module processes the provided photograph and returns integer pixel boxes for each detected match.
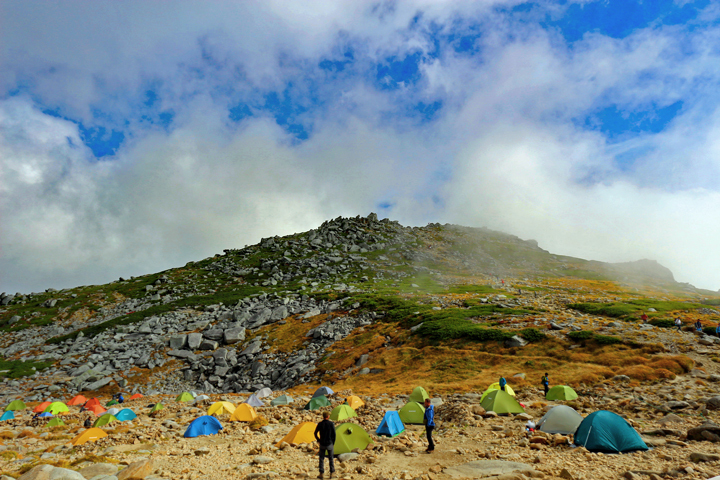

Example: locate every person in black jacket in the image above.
[314,411,335,479]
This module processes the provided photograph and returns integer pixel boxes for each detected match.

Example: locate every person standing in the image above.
[314,411,335,479]
[674,317,682,332]
[423,398,435,453]
[695,319,703,332]
[541,373,549,396]
[716,323,720,338]
[641,313,648,323]
[499,376,507,392]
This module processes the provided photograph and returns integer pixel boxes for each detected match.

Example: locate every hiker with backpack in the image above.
[674,318,682,332]
[499,376,507,392]
[541,373,550,396]
[424,398,435,453]
[695,319,703,332]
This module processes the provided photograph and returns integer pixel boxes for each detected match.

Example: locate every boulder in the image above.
[706,396,720,410]
[116,459,155,480]
[690,452,720,463]
[199,339,218,350]
[504,335,527,348]
[18,465,55,480]
[48,468,86,480]
[168,335,186,350]
[79,463,119,479]
[687,422,720,442]
[187,333,203,349]
[223,327,245,344]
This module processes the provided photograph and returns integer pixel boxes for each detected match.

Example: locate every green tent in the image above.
[480,389,525,415]
[408,386,429,404]
[93,414,118,428]
[304,395,330,411]
[4,400,26,411]
[546,385,578,401]
[47,417,65,428]
[398,401,425,425]
[575,411,648,453]
[330,405,357,422]
[176,392,194,402]
[270,395,293,406]
[106,400,119,407]
[150,403,164,413]
[44,402,69,415]
[334,423,373,454]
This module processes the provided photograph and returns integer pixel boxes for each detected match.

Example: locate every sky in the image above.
[1,0,720,294]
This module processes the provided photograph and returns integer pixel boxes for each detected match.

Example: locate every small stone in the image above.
[117,458,155,480]
[559,468,574,480]
[252,456,274,465]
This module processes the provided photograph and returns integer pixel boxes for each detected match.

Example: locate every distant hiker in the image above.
[499,376,507,392]
[641,313,648,323]
[541,373,550,396]
[117,393,124,404]
[501,279,505,286]
[83,417,92,428]
[716,323,720,338]
[314,411,335,479]
[674,318,682,332]
[423,398,435,453]
[695,320,703,332]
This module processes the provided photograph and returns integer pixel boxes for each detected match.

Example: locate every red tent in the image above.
[129,393,143,401]
[67,395,87,406]
[86,404,106,416]
[85,398,101,408]
[33,401,51,413]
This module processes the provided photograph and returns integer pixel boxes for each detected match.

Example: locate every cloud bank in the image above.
[1,0,719,293]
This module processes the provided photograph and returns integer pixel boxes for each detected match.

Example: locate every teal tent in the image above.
[115,409,137,421]
[304,395,330,410]
[270,395,293,406]
[574,410,648,453]
[376,411,405,437]
[0,411,14,421]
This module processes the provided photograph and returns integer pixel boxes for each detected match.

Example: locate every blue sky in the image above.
[1,0,720,293]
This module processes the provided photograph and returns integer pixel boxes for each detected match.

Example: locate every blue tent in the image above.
[38,412,53,417]
[376,411,405,437]
[0,411,14,421]
[574,410,648,453]
[116,408,137,422]
[184,415,223,438]
[313,386,334,398]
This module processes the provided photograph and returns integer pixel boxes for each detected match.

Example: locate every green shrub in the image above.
[567,331,594,341]
[649,319,675,329]
[567,330,622,345]
[518,328,545,342]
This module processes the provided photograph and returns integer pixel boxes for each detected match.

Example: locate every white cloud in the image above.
[1,1,720,293]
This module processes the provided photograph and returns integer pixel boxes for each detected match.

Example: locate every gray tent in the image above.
[245,394,264,407]
[270,395,293,406]
[537,405,583,435]
[255,388,273,399]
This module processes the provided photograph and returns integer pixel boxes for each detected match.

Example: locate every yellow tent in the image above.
[71,428,108,446]
[208,401,236,416]
[275,422,317,447]
[346,396,365,410]
[230,403,257,422]
[481,383,516,401]
[44,402,69,415]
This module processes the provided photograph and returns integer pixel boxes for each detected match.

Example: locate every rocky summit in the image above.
[1,214,720,480]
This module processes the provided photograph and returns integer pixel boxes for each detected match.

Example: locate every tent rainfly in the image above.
[334,423,373,454]
[376,411,405,437]
[537,405,583,435]
[184,416,223,438]
[398,402,425,425]
[408,386,429,404]
[276,422,317,447]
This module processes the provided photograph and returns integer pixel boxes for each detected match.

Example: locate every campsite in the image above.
[1,379,720,480]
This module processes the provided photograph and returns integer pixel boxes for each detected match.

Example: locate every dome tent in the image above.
[312,386,334,398]
[271,395,293,406]
[255,388,273,398]
[480,390,524,415]
[116,409,137,422]
[546,385,578,401]
[408,386,429,404]
[230,404,258,422]
[480,383,516,402]
[184,415,223,438]
[4,400,26,411]
[330,405,357,422]
[334,423,373,454]
[0,411,14,421]
[67,395,87,406]
[304,395,330,411]
[71,428,107,446]
[208,402,236,416]
[276,422,317,447]
[376,411,405,437]
[398,402,425,425]
[345,396,364,410]
[574,410,648,453]
[537,405,583,435]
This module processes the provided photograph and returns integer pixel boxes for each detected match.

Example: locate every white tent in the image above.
[537,405,583,435]
[106,407,121,416]
[255,388,273,399]
[245,394,264,407]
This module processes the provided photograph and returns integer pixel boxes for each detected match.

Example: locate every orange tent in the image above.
[85,398,101,408]
[129,393,143,401]
[86,404,106,416]
[67,395,87,406]
[71,428,107,446]
[33,401,51,413]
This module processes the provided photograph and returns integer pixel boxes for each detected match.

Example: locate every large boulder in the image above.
[706,396,720,410]
[687,422,720,442]
[187,333,203,349]
[79,463,119,479]
[117,458,155,480]
[224,327,245,344]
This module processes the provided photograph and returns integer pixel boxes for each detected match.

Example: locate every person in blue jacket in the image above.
[716,323,720,338]
[423,398,435,453]
[499,376,507,392]
[117,393,124,404]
